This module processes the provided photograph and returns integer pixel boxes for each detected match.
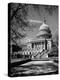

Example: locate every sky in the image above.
[20,4,58,44]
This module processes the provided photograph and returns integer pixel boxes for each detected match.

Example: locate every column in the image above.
[45,39,47,50]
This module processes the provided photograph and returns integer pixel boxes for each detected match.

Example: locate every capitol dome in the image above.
[37,22,52,38]
[39,22,48,30]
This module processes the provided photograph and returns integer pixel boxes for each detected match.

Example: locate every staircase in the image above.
[33,50,49,59]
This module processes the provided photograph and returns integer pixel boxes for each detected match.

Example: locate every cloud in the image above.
[28,19,42,23]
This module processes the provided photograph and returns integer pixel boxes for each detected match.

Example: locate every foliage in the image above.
[48,42,58,57]
[9,3,30,45]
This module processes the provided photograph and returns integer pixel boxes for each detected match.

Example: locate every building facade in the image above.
[21,21,52,59]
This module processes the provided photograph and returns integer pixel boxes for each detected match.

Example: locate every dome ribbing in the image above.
[37,22,52,38]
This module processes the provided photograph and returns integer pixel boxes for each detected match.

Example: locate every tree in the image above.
[9,3,30,45]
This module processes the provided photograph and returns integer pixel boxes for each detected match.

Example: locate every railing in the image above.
[33,50,49,58]
[34,50,44,57]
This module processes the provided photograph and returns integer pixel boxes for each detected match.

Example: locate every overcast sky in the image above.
[20,4,58,44]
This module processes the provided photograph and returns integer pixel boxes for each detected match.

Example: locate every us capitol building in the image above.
[19,20,52,59]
